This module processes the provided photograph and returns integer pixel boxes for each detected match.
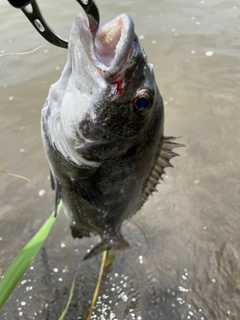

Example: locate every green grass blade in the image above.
[0,201,62,310]
[58,273,77,320]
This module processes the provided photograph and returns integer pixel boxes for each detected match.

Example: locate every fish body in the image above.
[41,13,179,259]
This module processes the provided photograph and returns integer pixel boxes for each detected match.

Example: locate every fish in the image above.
[41,12,181,259]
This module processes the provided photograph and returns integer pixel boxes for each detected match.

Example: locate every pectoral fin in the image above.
[50,170,61,217]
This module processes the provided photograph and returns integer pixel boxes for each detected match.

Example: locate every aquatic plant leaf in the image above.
[58,273,77,320]
[0,201,62,310]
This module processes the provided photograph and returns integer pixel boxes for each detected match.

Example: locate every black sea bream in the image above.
[41,13,180,259]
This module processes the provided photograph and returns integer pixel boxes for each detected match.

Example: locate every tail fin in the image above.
[83,234,129,260]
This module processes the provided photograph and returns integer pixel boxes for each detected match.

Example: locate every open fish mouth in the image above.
[70,13,135,80]
[94,14,134,68]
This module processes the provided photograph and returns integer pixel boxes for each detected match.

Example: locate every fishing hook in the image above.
[7,0,99,49]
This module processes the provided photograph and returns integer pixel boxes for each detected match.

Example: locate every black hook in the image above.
[8,0,33,9]
[7,0,100,49]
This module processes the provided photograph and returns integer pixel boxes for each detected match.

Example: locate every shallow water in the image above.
[0,0,240,319]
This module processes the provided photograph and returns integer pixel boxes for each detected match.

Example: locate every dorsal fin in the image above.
[133,136,184,214]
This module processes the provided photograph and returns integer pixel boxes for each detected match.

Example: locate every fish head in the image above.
[47,13,164,164]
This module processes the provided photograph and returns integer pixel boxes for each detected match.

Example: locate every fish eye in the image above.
[133,90,153,115]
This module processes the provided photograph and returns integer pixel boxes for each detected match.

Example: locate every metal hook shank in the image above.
[21,0,100,49]
[76,0,100,27]
[22,0,68,48]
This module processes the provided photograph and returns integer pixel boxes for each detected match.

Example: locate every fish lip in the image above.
[71,12,135,80]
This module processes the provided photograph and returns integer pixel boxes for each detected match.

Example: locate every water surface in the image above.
[0,0,240,319]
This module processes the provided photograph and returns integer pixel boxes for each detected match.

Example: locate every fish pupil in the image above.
[136,97,149,110]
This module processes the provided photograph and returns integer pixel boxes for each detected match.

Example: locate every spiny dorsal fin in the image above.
[133,136,184,214]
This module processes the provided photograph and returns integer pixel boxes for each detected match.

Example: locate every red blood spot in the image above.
[114,80,123,94]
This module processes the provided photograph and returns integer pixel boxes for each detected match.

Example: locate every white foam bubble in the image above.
[205,51,214,57]
[38,189,46,197]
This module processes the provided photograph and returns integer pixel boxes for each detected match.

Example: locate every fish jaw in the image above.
[70,12,135,81]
